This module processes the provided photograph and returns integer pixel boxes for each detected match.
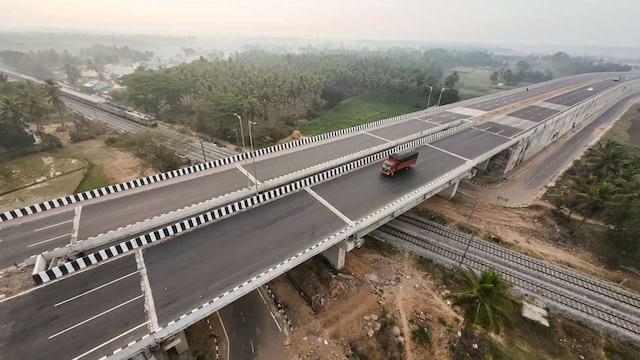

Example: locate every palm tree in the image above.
[584,141,628,179]
[566,175,598,220]
[0,96,24,126]
[573,181,617,236]
[44,80,66,128]
[449,268,518,334]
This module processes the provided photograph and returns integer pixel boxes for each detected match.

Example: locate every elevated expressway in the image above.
[0,73,639,360]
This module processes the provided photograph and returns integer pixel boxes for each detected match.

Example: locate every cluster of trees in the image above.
[0,77,65,149]
[490,60,554,86]
[551,140,640,262]
[78,44,154,64]
[119,49,471,145]
[544,52,632,76]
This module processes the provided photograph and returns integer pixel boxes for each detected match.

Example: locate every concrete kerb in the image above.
[0,72,598,223]
[0,95,464,223]
[32,128,472,284]
[100,157,476,360]
[30,120,470,265]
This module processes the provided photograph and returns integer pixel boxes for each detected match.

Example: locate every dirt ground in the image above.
[416,190,640,292]
[0,125,150,212]
[268,245,464,360]
[0,266,33,298]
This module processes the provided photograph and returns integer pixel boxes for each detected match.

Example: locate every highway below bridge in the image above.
[0,72,639,359]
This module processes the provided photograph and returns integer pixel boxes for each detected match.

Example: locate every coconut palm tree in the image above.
[584,141,628,179]
[0,95,24,126]
[572,181,617,237]
[44,80,66,128]
[449,268,518,334]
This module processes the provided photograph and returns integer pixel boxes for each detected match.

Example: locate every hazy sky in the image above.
[2,0,638,47]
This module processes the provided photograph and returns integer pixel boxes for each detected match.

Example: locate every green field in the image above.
[299,95,418,136]
[449,67,514,98]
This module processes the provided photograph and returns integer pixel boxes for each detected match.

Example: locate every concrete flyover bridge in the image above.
[0,73,639,360]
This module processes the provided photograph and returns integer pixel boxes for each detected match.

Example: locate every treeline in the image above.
[543,52,632,76]
[490,61,553,86]
[549,140,640,263]
[0,45,154,83]
[0,76,65,150]
[120,49,479,146]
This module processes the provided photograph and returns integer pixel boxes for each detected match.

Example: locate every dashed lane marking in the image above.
[360,131,390,142]
[55,271,139,307]
[70,322,148,360]
[27,233,71,248]
[33,219,73,232]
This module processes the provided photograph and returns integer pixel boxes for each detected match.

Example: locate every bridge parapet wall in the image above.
[502,81,640,174]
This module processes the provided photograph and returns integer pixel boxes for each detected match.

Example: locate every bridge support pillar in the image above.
[476,158,490,171]
[322,238,362,269]
[162,329,189,355]
[437,180,460,199]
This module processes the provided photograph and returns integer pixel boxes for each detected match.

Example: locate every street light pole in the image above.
[437,87,448,107]
[247,120,259,196]
[233,113,246,150]
[422,85,433,134]
[234,113,251,191]
[458,198,479,268]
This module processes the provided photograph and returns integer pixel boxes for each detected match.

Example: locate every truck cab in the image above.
[381,149,419,176]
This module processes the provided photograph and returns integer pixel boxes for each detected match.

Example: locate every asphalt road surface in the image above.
[0,74,638,360]
[219,289,289,360]
[0,73,612,269]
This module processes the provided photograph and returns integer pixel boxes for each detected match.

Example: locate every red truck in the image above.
[381,149,419,176]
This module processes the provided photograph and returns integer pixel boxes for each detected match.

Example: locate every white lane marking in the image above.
[135,250,159,331]
[424,143,470,162]
[49,295,144,339]
[33,219,73,232]
[257,288,268,305]
[240,311,246,323]
[70,206,82,244]
[305,188,354,227]
[250,340,255,354]
[54,271,139,307]
[70,322,148,360]
[270,311,283,332]
[27,233,71,248]
[235,164,261,185]
[217,312,231,360]
[360,131,390,142]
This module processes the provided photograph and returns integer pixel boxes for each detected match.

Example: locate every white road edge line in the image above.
[135,250,159,331]
[250,340,255,354]
[257,287,268,305]
[270,311,283,332]
[70,206,82,244]
[33,219,73,232]
[217,311,231,360]
[235,164,261,185]
[360,131,390,142]
[49,295,144,339]
[27,233,71,248]
[54,271,139,307]
[304,188,355,227]
[70,322,148,360]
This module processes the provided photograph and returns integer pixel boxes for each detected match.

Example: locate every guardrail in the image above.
[0,70,605,223]
[32,123,473,284]
[28,120,472,266]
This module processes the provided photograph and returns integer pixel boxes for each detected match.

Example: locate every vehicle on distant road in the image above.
[381,149,419,176]
[587,87,594,91]
[613,76,621,81]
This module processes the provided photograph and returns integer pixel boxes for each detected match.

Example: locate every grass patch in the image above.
[0,153,84,194]
[74,163,110,193]
[299,95,417,136]
[413,209,448,225]
[601,103,640,150]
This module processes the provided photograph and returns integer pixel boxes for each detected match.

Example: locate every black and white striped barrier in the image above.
[99,159,475,360]
[2,104,452,223]
[33,128,462,284]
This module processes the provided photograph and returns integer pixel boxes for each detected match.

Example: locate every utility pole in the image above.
[437,87,448,107]
[423,85,433,134]
[200,140,207,163]
[248,120,259,196]
[458,198,479,268]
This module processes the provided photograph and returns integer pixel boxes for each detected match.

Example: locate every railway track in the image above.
[65,98,236,161]
[373,218,640,341]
